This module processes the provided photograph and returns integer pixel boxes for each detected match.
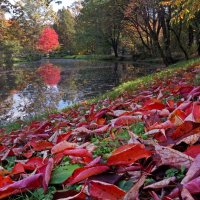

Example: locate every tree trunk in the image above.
[150,29,172,66]
[171,28,189,60]
[112,42,118,57]
[160,7,174,65]
[188,25,194,47]
[198,40,200,56]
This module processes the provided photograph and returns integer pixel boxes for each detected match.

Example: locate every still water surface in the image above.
[0,59,162,124]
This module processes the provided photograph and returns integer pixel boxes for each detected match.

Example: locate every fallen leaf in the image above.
[184,145,200,158]
[155,145,194,169]
[50,164,80,184]
[12,163,25,175]
[124,174,146,200]
[56,190,86,200]
[181,188,195,200]
[88,180,125,200]
[63,148,93,163]
[169,109,186,126]
[144,176,176,189]
[51,141,77,154]
[143,102,166,110]
[107,144,152,166]
[185,102,200,123]
[184,176,200,194]
[111,115,142,127]
[64,165,109,186]
[171,121,193,139]
[181,155,200,184]
[0,174,42,199]
[0,176,13,188]
[24,157,48,170]
[176,132,200,145]
[30,140,53,151]
[38,158,54,191]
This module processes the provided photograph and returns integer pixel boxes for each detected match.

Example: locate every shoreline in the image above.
[1,57,200,132]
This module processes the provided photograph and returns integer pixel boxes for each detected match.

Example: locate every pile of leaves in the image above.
[0,65,200,200]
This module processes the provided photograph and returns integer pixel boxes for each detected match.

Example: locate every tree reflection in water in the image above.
[37,63,61,86]
[0,60,161,124]
[0,63,65,124]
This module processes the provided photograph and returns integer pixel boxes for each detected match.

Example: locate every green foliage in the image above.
[144,178,155,186]
[0,156,16,171]
[8,186,56,200]
[117,130,130,140]
[66,184,82,192]
[74,0,124,56]
[92,129,131,158]
[2,156,16,171]
[50,162,80,184]
[0,40,22,66]
[118,180,134,191]
[3,122,22,133]
[130,122,147,139]
[54,8,75,53]
[27,187,56,200]
[92,136,120,158]
[165,166,186,179]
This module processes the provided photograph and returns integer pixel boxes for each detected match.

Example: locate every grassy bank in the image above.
[1,57,200,133]
[89,57,200,102]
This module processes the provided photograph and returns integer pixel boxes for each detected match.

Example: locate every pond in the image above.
[0,59,162,124]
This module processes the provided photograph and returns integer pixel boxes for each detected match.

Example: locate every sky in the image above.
[5,0,76,19]
[52,0,76,11]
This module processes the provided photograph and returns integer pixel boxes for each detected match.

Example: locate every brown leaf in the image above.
[181,155,200,184]
[181,188,195,200]
[123,174,146,200]
[176,132,200,145]
[155,145,194,169]
[144,176,176,189]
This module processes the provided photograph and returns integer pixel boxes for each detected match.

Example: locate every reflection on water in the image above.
[0,59,162,124]
[38,63,61,86]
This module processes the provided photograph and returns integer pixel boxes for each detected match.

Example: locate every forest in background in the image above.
[0,0,200,66]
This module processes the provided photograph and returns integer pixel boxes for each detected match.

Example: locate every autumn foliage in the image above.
[37,27,59,53]
[0,64,200,199]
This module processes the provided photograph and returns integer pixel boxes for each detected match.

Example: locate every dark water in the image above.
[0,59,162,124]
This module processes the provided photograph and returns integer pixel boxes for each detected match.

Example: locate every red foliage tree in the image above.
[37,27,59,53]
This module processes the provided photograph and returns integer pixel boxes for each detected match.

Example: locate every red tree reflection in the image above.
[37,63,61,86]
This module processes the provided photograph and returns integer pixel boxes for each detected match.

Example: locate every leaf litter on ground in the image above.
[0,64,200,199]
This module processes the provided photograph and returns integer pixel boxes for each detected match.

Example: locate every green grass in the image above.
[88,57,200,103]
[2,122,22,133]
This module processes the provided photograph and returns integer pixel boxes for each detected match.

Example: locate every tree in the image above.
[0,0,57,60]
[54,8,75,53]
[75,0,125,57]
[162,0,200,56]
[162,0,200,20]
[125,0,175,65]
[37,27,59,53]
